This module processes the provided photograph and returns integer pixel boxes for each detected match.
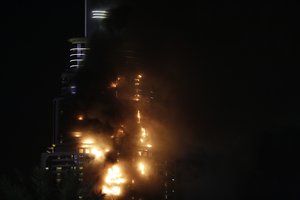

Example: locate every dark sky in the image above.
[1,0,300,199]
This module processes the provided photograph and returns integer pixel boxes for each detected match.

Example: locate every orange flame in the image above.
[102,164,126,196]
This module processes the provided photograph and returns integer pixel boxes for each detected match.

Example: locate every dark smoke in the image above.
[73,1,204,198]
[73,1,300,199]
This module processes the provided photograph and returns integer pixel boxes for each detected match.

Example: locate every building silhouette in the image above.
[41,1,177,199]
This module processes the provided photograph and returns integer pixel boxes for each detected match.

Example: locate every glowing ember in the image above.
[146,144,152,148]
[72,131,82,137]
[102,164,126,196]
[77,115,84,121]
[110,82,117,88]
[137,110,141,124]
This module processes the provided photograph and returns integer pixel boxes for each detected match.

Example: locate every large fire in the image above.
[73,73,156,197]
[80,137,110,161]
[102,164,126,196]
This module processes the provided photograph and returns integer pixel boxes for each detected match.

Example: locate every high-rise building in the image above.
[41,1,177,199]
[42,0,112,182]
[85,0,111,37]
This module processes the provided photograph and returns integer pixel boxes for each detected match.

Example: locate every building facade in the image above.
[41,1,177,199]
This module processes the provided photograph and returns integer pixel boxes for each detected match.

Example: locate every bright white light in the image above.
[70,53,85,57]
[93,14,106,17]
[92,10,108,19]
[70,65,79,68]
[70,59,83,62]
[92,10,107,13]
[70,48,89,51]
[93,13,107,16]
[92,16,106,19]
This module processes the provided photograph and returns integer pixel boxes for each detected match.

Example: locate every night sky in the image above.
[1,0,300,199]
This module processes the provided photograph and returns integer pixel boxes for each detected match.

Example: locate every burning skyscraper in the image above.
[41,1,177,199]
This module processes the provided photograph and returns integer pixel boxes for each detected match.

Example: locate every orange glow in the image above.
[138,74,142,78]
[110,82,117,88]
[82,138,94,145]
[138,162,146,175]
[72,131,82,137]
[79,136,111,161]
[137,110,141,123]
[103,186,121,196]
[141,127,146,137]
[77,115,84,121]
[91,148,104,159]
[102,164,126,196]
[116,128,125,137]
